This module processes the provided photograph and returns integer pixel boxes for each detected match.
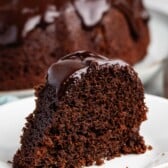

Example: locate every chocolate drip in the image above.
[47,50,127,99]
[0,0,148,45]
[0,0,61,45]
[47,51,108,95]
[74,0,110,27]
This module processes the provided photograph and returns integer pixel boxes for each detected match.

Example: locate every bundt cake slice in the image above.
[13,51,148,168]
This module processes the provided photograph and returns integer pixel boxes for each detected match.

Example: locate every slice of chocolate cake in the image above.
[13,51,148,168]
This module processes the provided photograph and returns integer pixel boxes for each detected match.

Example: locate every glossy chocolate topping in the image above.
[47,51,107,93]
[47,51,127,96]
[0,0,61,45]
[0,0,148,45]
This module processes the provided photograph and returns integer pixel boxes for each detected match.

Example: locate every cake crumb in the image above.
[96,159,104,166]
[7,160,12,164]
[147,145,153,151]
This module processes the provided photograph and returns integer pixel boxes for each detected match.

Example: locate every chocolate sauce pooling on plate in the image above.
[0,0,149,45]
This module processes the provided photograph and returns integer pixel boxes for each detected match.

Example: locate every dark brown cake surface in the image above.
[13,51,148,168]
[0,0,149,91]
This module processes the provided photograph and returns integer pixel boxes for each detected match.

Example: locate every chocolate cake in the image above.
[13,51,148,168]
[0,0,150,91]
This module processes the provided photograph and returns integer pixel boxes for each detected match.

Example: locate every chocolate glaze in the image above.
[0,0,148,46]
[47,51,108,94]
[47,51,127,99]
[74,0,110,27]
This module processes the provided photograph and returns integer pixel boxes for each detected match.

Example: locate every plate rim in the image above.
[0,93,168,168]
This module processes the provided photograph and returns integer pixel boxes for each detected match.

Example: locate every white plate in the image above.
[134,8,168,83]
[0,94,168,168]
[0,89,34,98]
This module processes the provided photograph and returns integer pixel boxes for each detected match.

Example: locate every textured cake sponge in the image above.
[13,51,148,168]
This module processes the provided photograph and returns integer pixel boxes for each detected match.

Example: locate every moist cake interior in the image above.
[13,52,147,168]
